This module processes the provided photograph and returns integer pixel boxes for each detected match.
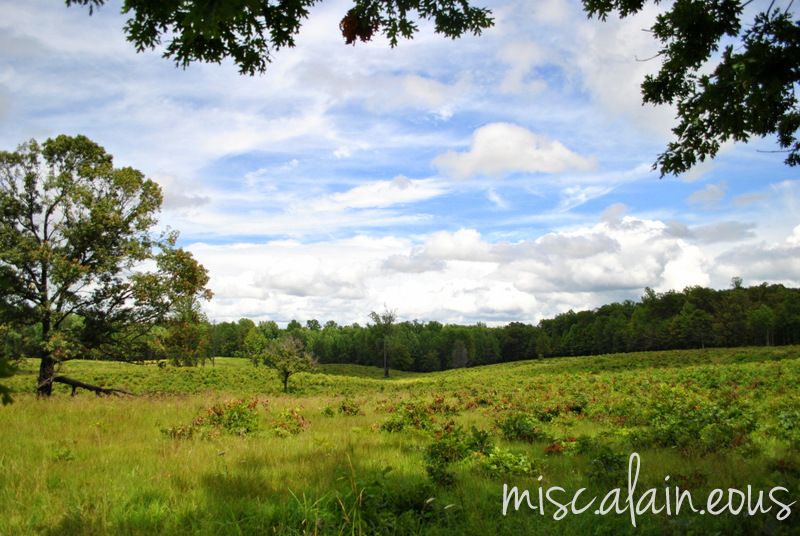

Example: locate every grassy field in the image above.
[1,347,799,535]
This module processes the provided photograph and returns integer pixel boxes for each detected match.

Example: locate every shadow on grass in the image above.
[187,453,444,535]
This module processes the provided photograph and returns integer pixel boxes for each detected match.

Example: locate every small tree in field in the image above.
[0,135,212,396]
[251,336,316,393]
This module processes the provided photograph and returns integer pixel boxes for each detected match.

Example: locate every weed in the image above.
[496,412,552,443]
[645,385,756,453]
[338,398,362,416]
[162,398,262,439]
[381,400,435,432]
[587,446,627,485]
[272,407,309,437]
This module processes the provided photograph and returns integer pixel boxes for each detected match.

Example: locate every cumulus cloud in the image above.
[185,212,798,325]
[715,243,800,286]
[382,254,446,274]
[422,229,494,261]
[433,123,595,179]
[789,225,800,246]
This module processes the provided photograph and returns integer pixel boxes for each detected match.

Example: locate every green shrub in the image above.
[465,426,494,455]
[773,407,800,446]
[497,413,551,443]
[331,465,444,534]
[645,386,755,453]
[587,446,627,485]
[478,447,537,478]
[424,422,470,486]
[338,398,362,416]
[162,398,262,439]
[381,400,435,432]
[272,408,309,437]
[201,398,262,436]
[534,405,561,422]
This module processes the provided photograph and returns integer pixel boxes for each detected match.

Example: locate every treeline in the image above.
[204,282,800,372]
[3,282,797,371]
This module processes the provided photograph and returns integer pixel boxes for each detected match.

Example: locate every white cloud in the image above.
[3,0,795,328]
[185,210,798,325]
[691,221,756,244]
[309,177,447,211]
[422,229,494,262]
[486,188,509,209]
[433,123,595,179]
[160,176,448,240]
[789,225,800,246]
[688,181,727,207]
[715,243,800,286]
[600,202,628,223]
[497,42,547,94]
[732,192,768,206]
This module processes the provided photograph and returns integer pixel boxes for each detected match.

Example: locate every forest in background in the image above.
[4,281,799,373]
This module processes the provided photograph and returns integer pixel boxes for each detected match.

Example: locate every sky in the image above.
[1,0,798,326]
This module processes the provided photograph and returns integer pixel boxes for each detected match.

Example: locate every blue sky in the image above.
[1,0,798,325]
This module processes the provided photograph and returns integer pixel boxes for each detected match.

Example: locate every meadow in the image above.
[1,347,799,535]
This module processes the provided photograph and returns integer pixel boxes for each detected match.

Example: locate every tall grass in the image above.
[1,347,798,534]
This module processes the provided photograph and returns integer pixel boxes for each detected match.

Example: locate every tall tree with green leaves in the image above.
[369,308,396,378]
[0,135,212,396]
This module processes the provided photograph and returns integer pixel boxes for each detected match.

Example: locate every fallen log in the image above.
[52,375,133,397]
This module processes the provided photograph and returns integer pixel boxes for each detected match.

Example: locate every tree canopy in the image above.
[66,0,799,176]
[65,0,493,76]
[584,0,800,175]
[0,135,212,396]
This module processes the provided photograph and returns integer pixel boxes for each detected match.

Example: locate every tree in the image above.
[369,308,396,378]
[748,304,776,346]
[66,0,494,76]
[156,297,212,366]
[0,324,16,404]
[0,135,212,396]
[672,301,713,348]
[451,339,468,368]
[251,335,316,392]
[243,325,269,358]
[584,0,800,176]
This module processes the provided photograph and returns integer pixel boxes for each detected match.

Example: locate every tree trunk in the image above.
[383,338,388,378]
[37,354,55,397]
[52,376,132,396]
[283,374,289,393]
